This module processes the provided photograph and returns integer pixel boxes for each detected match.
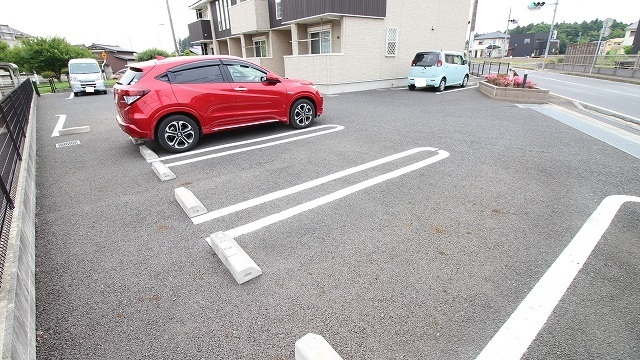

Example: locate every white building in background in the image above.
[622,21,637,47]
[470,32,509,58]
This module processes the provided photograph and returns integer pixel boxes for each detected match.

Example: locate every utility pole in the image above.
[502,8,518,58]
[467,0,479,61]
[541,1,558,70]
[165,0,180,55]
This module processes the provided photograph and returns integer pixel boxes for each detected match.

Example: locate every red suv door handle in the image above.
[234,87,248,92]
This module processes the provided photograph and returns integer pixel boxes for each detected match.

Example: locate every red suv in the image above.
[114,55,323,153]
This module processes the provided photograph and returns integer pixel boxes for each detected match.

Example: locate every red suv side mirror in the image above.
[265,72,281,83]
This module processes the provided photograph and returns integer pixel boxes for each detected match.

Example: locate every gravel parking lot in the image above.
[34,86,640,359]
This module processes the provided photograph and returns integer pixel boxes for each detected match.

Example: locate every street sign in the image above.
[101,51,107,60]
[603,18,614,27]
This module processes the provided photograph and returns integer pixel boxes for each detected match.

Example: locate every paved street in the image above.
[34,86,639,359]
[513,69,640,121]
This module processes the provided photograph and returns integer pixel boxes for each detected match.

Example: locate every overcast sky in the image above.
[473,0,639,35]
[1,0,639,53]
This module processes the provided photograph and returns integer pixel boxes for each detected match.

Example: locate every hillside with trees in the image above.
[479,18,632,54]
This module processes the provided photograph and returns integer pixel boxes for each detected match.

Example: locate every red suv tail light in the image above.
[118,89,150,105]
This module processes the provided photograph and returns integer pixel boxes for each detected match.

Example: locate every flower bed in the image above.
[478,73,549,104]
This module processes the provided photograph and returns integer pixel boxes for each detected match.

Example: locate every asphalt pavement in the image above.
[34,85,639,359]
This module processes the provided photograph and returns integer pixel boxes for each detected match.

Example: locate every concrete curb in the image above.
[0,96,37,360]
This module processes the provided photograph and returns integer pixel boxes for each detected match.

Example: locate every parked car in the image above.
[407,51,469,92]
[68,58,107,96]
[114,55,323,153]
[110,68,127,80]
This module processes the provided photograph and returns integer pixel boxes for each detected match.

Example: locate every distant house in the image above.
[623,21,637,47]
[471,32,509,58]
[509,33,559,57]
[87,44,137,74]
[0,24,33,48]
[604,38,625,54]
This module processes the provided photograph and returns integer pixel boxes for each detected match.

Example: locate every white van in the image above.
[68,58,107,96]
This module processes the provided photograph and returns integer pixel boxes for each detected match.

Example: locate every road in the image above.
[512,68,640,121]
[34,87,640,359]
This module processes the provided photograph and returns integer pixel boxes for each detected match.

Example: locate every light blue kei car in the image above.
[407,50,470,92]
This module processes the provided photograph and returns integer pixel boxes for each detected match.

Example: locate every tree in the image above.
[135,48,171,62]
[8,36,92,79]
[177,37,191,53]
[0,41,11,62]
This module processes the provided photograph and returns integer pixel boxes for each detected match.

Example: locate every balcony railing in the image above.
[188,19,213,43]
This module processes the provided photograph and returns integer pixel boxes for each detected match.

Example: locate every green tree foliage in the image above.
[136,48,171,62]
[4,36,91,79]
[0,41,12,62]
[507,18,631,54]
[177,37,191,53]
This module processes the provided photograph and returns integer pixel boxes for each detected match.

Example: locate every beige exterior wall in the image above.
[204,0,470,93]
[243,30,292,76]
[228,37,243,57]
[284,0,469,90]
[229,0,270,34]
[217,39,230,55]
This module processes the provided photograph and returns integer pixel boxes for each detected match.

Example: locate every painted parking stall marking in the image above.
[51,114,90,137]
[198,147,449,284]
[192,147,444,224]
[148,125,344,181]
[223,148,449,237]
[476,195,640,360]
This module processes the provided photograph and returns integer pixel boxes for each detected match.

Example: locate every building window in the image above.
[196,8,205,19]
[275,0,282,20]
[309,28,331,54]
[524,38,531,44]
[386,27,398,56]
[253,39,267,58]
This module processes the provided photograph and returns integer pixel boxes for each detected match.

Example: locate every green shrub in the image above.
[40,70,56,79]
[557,57,564,63]
[136,48,171,62]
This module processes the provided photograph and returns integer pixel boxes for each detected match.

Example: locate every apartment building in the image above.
[187,0,470,94]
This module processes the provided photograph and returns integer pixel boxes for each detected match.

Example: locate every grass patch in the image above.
[34,79,117,94]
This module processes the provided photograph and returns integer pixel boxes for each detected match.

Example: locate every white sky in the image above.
[1,0,639,52]
[0,0,195,52]
[472,0,640,35]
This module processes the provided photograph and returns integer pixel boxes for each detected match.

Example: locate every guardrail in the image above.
[0,79,34,288]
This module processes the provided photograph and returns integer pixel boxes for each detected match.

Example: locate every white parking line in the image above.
[51,114,66,137]
[65,93,73,100]
[163,125,344,167]
[436,84,479,94]
[192,147,440,224]
[221,148,450,237]
[476,195,640,360]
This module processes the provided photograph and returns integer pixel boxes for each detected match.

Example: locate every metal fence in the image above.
[0,80,34,289]
[469,61,512,77]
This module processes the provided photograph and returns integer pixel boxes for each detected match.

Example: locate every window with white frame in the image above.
[253,38,267,58]
[308,27,331,54]
[386,27,398,56]
[275,0,282,20]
